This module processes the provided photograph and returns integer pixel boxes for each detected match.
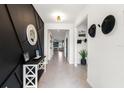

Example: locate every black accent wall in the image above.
[0,4,44,88]
[34,11,44,79]
[34,11,44,57]
[7,4,38,59]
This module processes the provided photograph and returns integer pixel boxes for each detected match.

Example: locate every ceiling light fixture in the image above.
[57,16,61,22]
[52,12,66,22]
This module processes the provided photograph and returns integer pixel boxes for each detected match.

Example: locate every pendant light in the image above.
[57,16,61,22]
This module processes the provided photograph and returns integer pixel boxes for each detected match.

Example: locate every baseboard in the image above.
[87,78,93,88]
[69,61,74,64]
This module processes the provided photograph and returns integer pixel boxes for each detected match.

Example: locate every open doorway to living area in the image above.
[48,29,69,62]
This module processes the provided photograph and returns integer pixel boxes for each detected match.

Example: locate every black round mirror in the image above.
[88,24,96,38]
[101,15,115,34]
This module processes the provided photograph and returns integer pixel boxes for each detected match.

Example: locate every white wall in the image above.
[76,23,87,64]
[75,5,124,88]
[44,23,74,64]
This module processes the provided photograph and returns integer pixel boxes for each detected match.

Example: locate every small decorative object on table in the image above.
[23,52,30,62]
[34,50,41,59]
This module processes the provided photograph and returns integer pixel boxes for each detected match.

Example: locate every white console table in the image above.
[23,57,46,88]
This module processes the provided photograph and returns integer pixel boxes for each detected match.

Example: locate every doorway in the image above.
[48,29,69,61]
[44,23,74,64]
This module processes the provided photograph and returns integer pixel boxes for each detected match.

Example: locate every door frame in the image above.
[44,23,74,64]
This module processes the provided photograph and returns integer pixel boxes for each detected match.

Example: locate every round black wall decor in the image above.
[88,24,96,38]
[101,15,115,34]
[84,38,87,43]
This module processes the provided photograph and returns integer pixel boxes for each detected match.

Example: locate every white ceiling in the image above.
[49,29,68,41]
[33,4,86,23]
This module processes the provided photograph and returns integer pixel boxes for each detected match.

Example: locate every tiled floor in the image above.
[38,50,91,88]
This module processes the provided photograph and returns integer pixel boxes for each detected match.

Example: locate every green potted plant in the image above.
[79,49,87,65]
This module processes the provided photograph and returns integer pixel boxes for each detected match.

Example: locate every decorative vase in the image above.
[81,59,86,65]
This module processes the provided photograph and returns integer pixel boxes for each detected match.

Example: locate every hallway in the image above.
[38,51,90,88]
